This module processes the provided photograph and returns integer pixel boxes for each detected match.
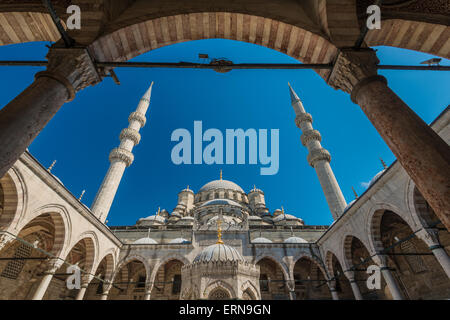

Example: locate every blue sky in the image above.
[0,40,448,226]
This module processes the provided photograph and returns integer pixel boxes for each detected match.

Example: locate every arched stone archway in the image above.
[325,251,354,300]
[256,257,289,300]
[84,253,115,300]
[292,256,332,300]
[0,169,26,233]
[0,211,66,300]
[109,258,148,300]
[150,258,185,300]
[371,209,450,299]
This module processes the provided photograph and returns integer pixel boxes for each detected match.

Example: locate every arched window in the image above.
[208,288,230,300]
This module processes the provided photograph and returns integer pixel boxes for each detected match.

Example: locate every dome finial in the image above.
[78,190,85,201]
[352,186,358,199]
[220,169,223,180]
[380,157,387,169]
[216,218,224,244]
[47,160,57,172]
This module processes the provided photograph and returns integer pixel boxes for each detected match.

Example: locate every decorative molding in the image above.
[295,113,313,128]
[128,112,147,128]
[307,148,331,167]
[301,129,322,146]
[109,147,134,167]
[120,128,141,146]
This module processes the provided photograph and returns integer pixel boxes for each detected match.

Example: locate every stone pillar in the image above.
[75,274,93,300]
[328,48,450,231]
[100,281,112,300]
[32,258,64,300]
[344,271,363,300]
[287,279,296,300]
[417,229,450,278]
[327,281,339,300]
[372,255,404,300]
[0,47,102,178]
[144,282,152,300]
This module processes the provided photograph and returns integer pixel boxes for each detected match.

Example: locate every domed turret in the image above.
[193,243,244,263]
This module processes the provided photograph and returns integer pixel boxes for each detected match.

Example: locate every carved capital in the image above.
[307,148,331,167]
[128,112,147,128]
[417,229,440,247]
[36,47,102,102]
[295,113,313,128]
[120,128,141,146]
[301,129,321,146]
[109,147,134,167]
[344,270,356,281]
[44,258,65,274]
[328,48,380,96]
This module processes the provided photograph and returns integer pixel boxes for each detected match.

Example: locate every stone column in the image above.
[327,281,339,300]
[287,279,296,300]
[100,281,112,300]
[0,47,102,178]
[372,255,404,300]
[75,274,93,300]
[328,48,450,231]
[32,258,64,300]
[144,282,152,300]
[344,271,363,300]
[417,229,450,278]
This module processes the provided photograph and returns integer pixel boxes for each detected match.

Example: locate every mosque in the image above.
[0,82,448,300]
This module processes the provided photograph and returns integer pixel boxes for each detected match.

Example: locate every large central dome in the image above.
[198,179,244,193]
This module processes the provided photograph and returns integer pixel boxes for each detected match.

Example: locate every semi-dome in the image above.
[133,237,158,244]
[169,237,190,244]
[284,236,307,243]
[252,237,272,243]
[140,214,166,223]
[200,199,242,207]
[199,179,244,193]
[193,243,244,263]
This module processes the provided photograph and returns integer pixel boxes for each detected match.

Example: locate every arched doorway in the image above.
[208,287,230,300]
[0,212,65,300]
[256,257,288,300]
[344,235,387,300]
[150,259,184,300]
[44,237,96,300]
[374,209,450,299]
[84,254,115,300]
[293,257,331,300]
[109,259,147,300]
[326,252,354,300]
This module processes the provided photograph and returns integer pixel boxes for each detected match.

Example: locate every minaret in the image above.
[91,82,154,222]
[288,83,346,220]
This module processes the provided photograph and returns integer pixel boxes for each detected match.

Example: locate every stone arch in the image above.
[66,231,99,274]
[292,253,329,280]
[365,19,449,59]
[240,280,260,300]
[342,234,374,270]
[84,251,116,300]
[407,182,443,229]
[15,204,71,257]
[149,254,190,286]
[254,254,290,281]
[0,12,61,46]
[367,204,419,256]
[114,254,150,281]
[88,12,338,80]
[324,250,354,300]
[204,280,235,299]
[0,169,26,231]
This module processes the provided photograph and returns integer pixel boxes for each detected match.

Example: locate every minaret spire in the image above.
[288,83,347,220]
[91,82,154,222]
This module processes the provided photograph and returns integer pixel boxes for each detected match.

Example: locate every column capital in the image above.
[36,47,102,102]
[416,229,441,248]
[0,233,14,251]
[344,270,356,281]
[43,258,65,274]
[328,48,381,99]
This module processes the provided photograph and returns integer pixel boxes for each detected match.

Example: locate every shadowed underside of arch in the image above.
[0,12,60,45]
[88,12,338,80]
[366,19,450,59]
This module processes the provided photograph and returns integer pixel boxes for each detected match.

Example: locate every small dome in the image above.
[252,237,272,243]
[169,237,190,244]
[140,214,166,223]
[193,243,244,263]
[368,169,386,187]
[273,209,283,216]
[248,215,262,220]
[344,199,356,212]
[273,214,301,222]
[133,237,158,244]
[284,236,307,244]
[199,179,244,193]
[200,199,242,207]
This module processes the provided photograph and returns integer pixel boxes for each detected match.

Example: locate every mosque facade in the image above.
[0,84,449,300]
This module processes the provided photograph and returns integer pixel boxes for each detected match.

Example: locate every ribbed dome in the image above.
[252,237,272,243]
[200,199,242,207]
[133,237,158,244]
[199,179,244,193]
[284,236,307,243]
[193,243,244,263]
